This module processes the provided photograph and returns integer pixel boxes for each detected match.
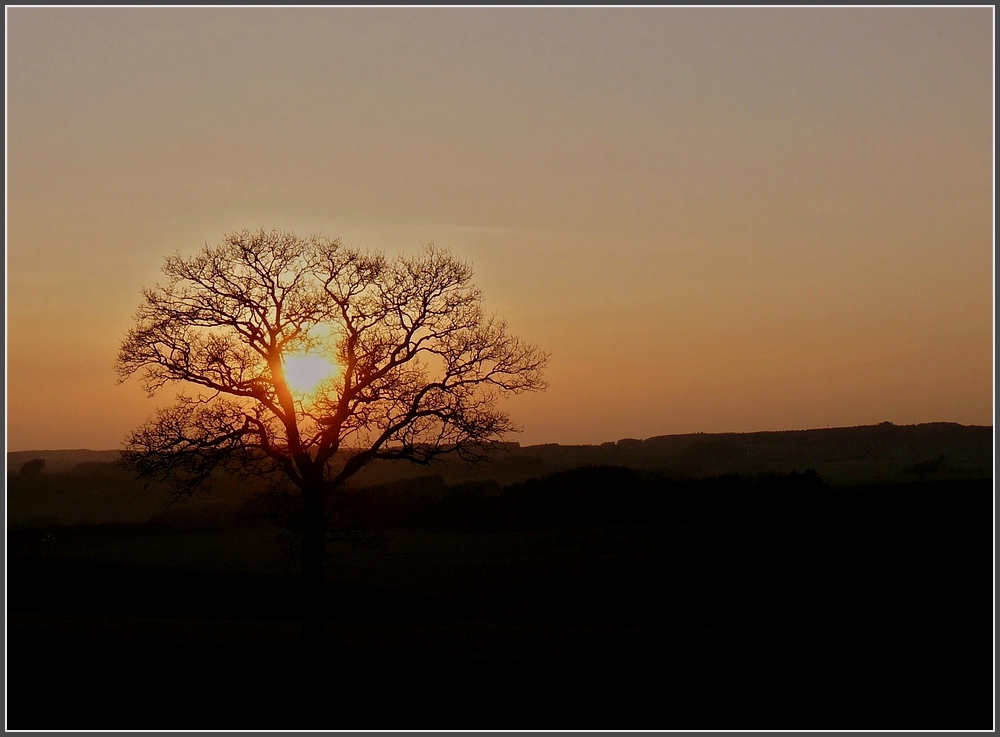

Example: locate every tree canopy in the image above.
[117,229,548,502]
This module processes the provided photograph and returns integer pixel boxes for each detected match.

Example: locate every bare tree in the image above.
[117,229,547,640]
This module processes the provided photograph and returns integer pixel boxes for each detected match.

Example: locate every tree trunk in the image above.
[301,486,328,645]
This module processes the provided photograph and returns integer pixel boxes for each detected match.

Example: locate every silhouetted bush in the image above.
[19,458,45,476]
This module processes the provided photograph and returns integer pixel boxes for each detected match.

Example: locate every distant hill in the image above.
[7,423,992,485]
[7,449,120,475]
[349,421,993,488]
[6,422,993,529]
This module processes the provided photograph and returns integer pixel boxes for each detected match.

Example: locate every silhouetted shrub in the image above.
[19,459,45,476]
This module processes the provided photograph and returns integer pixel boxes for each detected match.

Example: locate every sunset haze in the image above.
[6,7,994,452]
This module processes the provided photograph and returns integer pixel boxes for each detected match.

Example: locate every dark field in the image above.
[6,425,994,729]
[7,482,993,729]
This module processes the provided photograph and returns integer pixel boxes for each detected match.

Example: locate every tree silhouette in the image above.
[116,229,547,640]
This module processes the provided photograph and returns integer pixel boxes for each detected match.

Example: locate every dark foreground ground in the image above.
[6,477,994,729]
[8,615,989,729]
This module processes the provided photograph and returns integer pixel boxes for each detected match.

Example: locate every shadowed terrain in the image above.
[6,423,993,728]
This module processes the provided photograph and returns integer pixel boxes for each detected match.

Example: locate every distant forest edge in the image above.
[6,422,993,530]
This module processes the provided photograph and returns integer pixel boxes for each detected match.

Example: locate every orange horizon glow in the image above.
[5,8,993,452]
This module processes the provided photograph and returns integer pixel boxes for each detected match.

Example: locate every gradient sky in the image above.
[6,7,994,451]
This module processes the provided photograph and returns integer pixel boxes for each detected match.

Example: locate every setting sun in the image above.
[283,353,339,395]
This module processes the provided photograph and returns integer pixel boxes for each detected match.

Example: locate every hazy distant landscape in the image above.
[7,421,993,728]
[8,422,992,528]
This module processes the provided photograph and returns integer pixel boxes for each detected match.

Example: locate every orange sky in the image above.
[6,8,994,452]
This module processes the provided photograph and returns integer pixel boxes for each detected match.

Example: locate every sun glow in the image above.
[282,353,339,396]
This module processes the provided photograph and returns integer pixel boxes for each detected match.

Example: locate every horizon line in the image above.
[6,419,992,455]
